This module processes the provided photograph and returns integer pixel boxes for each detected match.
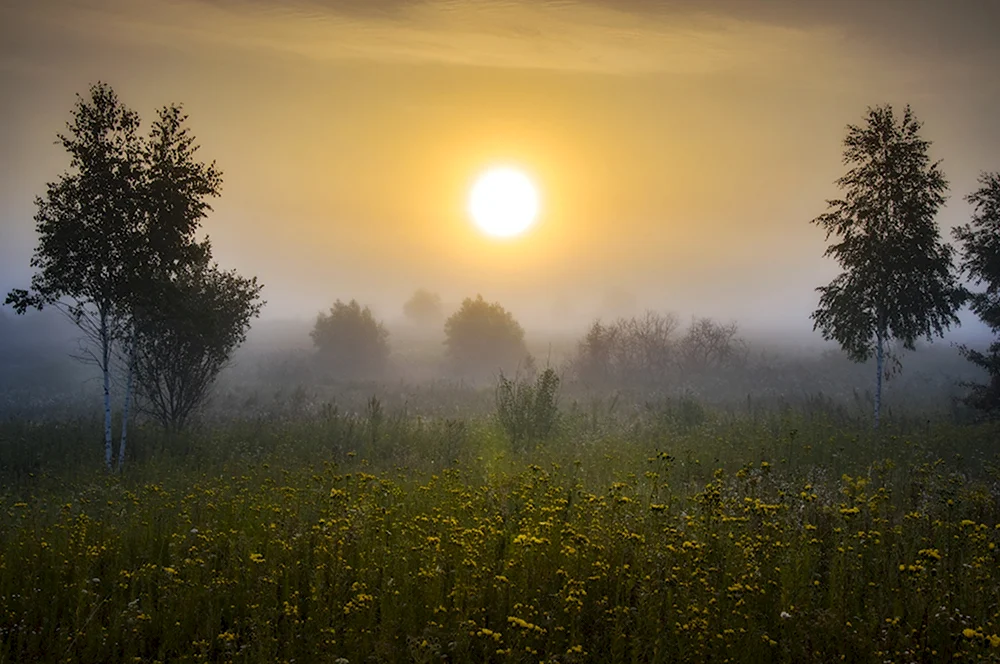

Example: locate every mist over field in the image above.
[3,2,1000,663]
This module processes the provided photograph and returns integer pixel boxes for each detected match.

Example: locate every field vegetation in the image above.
[2,384,1000,663]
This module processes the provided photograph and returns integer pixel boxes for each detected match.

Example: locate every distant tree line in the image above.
[309,289,748,391]
[572,312,747,388]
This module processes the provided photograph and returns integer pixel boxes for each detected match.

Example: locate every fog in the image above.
[2,0,999,419]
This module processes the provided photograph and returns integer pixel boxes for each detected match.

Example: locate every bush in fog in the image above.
[403,288,443,326]
[311,299,389,379]
[678,317,748,375]
[495,367,561,451]
[954,171,1000,415]
[572,312,746,387]
[574,312,679,386]
[444,295,527,378]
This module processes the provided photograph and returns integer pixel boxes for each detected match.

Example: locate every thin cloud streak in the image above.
[7,0,852,77]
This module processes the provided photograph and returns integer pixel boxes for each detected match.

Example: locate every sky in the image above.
[1,0,999,336]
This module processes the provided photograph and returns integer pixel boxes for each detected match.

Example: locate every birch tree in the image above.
[811,105,963,427]
[133,251,262,432]
[953,172,1000,414]
[5,83,144,469]
[5,85,250,468]
[115,103,222,465]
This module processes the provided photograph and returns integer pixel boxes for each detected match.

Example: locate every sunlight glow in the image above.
[468,167,540,238]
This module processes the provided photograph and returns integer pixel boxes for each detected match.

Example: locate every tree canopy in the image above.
[311,299,390,379]
[444,295,527,378]
[811,104,963,426]
[134,252,262,431]
[953,172,1000,414]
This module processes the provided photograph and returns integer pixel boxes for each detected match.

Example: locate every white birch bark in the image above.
[117,327,136,473]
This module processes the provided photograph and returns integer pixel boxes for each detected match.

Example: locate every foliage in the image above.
[811,104,963,425]
[494,367,561,451]
[954,172,1000,414]
[311,299,390,378]
[444,295,527,378]
[127,102,259,436]
[133,254,263,432]
[403,288,443,326]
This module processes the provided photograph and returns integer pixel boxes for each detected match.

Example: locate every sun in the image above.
[468,166,540,238]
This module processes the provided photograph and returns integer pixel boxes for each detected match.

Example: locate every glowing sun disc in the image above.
[468,167,540,237]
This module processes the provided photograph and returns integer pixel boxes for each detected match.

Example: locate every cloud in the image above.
[7,0,851,77]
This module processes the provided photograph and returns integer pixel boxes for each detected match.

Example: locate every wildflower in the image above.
[249,553,265,564]
[780,611,792,620]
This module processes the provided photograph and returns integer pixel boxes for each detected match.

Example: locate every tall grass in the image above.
[1,402,999,663]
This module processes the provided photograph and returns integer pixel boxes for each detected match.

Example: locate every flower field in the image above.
[2,412,999,663]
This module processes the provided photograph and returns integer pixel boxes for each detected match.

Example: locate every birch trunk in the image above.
[874,331,884,429]
[117,327,136,473]
[101,312,113,471]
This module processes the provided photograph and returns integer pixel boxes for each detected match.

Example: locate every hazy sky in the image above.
[2,0,998,333]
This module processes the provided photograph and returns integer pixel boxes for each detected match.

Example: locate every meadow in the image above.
[2,390,1000,664]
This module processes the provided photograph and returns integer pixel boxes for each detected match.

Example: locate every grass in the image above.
[1,400,1000,663]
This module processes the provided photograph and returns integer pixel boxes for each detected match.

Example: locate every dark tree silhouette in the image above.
[133,253,262,432]
[444,295,527,378]
[6,83,262,465]
[128,103,261,434]
[311,299,390,378]
[953,172,1000,414]
[115,103,225,460]
[811,105,963,427]
[5,83,145,469]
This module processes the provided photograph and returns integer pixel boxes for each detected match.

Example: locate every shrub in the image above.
[678,317,748,375]
[572,311,679,387]
[572,313,748,387]
[310,299,389,379]
[494,367,561,451]
[444,295,527,378]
